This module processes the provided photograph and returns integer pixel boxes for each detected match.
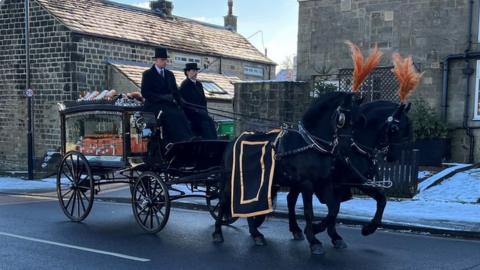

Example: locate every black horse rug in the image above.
[230,131,280,218]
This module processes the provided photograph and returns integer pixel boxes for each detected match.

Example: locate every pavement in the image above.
[0,168,479,240]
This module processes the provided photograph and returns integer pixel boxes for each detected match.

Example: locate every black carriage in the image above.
[56,100,236,233]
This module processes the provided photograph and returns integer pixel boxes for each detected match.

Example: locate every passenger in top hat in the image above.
[179,62,218,139]
[141,47,193,143]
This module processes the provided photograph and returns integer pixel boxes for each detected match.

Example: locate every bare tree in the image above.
[281,54,296,70]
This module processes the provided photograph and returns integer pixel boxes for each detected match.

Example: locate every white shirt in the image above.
[155,65,165,77]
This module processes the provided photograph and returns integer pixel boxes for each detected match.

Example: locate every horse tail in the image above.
[345,41,383,92]
[392,53,423,103]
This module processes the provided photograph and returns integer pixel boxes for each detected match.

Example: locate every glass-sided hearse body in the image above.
[56,99,235,232]
[59,101,147,171]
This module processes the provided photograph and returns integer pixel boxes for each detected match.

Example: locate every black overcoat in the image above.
[179,78,217,139]
[141,66,193,143]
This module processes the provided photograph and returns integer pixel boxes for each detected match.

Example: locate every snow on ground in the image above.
[417,163,471,192]
[0,177,56,191]
[415,168,480,203]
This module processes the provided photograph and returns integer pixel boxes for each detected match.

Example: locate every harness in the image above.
[346,143,392,189]
[273,122,337,160]
[271,102,410,190]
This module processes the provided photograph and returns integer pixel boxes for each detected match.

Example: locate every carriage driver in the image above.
[179,63,218,140]
[141,47,194,143]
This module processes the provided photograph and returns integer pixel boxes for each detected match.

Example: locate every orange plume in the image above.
[392,53,423,103]
[346,41,383,92]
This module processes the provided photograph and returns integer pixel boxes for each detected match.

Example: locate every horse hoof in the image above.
[310,243,325,255]
[332,239,347,249]
[292,231,305,241]
[252,236,266,246]
[212,232,224,243]
[361,224,378,236]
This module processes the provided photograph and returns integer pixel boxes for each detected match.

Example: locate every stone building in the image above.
[297,0,480,163]
[0,0,275,170]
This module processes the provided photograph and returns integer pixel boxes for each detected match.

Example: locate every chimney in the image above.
[224,0,237,32]
[150,0,173,18]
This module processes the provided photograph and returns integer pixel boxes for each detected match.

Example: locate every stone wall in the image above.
[233,81,310,134]
[0,0,26,170]
[0,0,72,170]
[297,0,472,108]
[297,0,480,162]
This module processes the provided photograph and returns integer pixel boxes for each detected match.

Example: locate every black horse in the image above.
[212,92,364,254]
[286,100,412,249]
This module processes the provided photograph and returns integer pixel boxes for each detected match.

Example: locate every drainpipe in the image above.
[463,0,475,163]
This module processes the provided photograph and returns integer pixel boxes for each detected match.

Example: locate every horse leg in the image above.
[357,186,386,236]
[248,215,267,246]
[287,187,304,240]
[301,187,324,255]
[312,187,347,249]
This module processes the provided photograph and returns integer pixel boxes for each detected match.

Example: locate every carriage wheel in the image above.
[206,184,238,225]
[132,172,170,233]
[56,151,94,222]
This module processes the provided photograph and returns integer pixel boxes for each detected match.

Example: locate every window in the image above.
[174,54,201,64]
[202,81,227,94]
[370,11,393,49]
[244,66,264,77]
[473,61,480,120]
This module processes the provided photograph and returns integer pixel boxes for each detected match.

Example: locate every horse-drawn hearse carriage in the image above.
[56,98,236,233]
[55,42,421,255]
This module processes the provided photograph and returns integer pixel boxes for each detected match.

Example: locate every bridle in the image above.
[343,105,411,188]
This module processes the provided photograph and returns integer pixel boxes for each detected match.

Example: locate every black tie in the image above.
[160,68,165,78]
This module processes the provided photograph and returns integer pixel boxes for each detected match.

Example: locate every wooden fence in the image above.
[353,149,419,198]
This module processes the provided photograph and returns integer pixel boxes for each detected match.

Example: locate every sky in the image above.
[111,0,299,68]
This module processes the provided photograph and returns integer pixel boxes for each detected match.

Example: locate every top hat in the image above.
[153,47,169,59]
[183,62,200,72]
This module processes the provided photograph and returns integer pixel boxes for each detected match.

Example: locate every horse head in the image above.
[355,101,412,162]
[382,102,412,161]
[302,92,365,156]
[332,93,365,157]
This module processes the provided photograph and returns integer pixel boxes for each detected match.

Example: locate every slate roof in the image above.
[35,0,274,64]
[108,60,238,101]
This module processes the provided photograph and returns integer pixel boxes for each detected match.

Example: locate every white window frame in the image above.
[202,81,227,95]
[244,66,264,77]
[473,60,480,120]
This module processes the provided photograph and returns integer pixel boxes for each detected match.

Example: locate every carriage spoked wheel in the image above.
[56,151,94,222]
[206,184,238,225]
[132,171,170,233]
